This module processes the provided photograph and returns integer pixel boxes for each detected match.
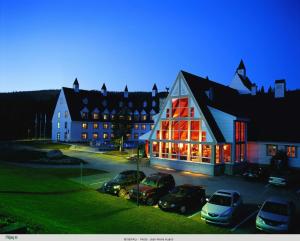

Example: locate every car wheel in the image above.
[118,189,129,199]
[180,205,187,214]
[146,197,155,206]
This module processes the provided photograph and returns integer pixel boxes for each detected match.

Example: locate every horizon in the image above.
[1,0,300,92]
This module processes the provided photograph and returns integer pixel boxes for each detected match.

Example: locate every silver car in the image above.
[256,197,296,233]
[201,190,243,226]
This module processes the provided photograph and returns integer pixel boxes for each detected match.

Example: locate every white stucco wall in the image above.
[247,141,300,168]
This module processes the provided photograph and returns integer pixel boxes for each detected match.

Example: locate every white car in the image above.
[201,190,243,226]
[256,197,296,233]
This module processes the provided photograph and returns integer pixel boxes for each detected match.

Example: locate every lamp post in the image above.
[136,144,140,206]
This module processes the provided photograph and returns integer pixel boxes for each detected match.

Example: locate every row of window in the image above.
[57,122,68,129]
[57,111,68,119]
[81,112,155,121]
[266,144,297,158]
[152,141,232,164]
[81,132,144,140]
[81,122,153,130]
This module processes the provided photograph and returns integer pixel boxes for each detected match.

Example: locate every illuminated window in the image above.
[152,141,159,157]
[57,112,61,119]
[103,133,108,139]
[171,121,188,141]
[134,124,139,130]
[103,123,109,129]
[127,115,132,121]
[151,124,154,130]
[161,121,169,140]
[93,133,98,139]
[93,123,98,129]
[156,130,160,139]
[65,111,68,118]
[191,120,200,141]
[142,115,147,121]
[93,113,99,120]
[82,123,88,129]
[161,142,169,158]
[190,107,194,118]
[126,133,131,139]
[202,145,211,163]
[235,121,246,162]
[103,114,109,120]
[111,133,115,139]
[172,97,189,118]
[286,146,297,158]
[81,133,88,140]
[81,112,88,119]
[190,144,200,162]
[111,114,115,120]
[267,144,277,156]
[223,144,231,163]
[141,124,146,130]
[57,122,60,129]
[57,132,60,141]
[166,109,170,118]
[134,133,139,139]
[201,131,206,142]
[215,145,221,164]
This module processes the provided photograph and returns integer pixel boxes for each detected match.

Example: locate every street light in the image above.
[136,144,140,206]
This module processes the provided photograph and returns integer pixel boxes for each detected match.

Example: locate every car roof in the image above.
[264,196,290,205]
[150,172,173,177]
[179,184,204,190]
[214,190,239,196]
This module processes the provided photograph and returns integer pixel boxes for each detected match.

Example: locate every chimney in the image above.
[152,83,158,97]
[251,84,257,96]
[124,85,128,98]
[73,78,79,93]
[101,83,107,96]
[274,79,286,98]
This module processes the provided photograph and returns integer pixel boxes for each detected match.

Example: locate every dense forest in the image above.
[0,90,60,140]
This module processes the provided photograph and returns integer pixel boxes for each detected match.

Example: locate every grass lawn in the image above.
[0,162,227,234]
[17,140,71,150]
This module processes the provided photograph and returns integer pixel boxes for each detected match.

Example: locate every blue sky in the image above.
[0,0,300,92]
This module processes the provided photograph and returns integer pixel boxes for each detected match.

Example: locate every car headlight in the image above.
[170,204,176,208]
[158,200,162,204]
[142,192,147,196]
[256,215,264,224]
[113,185,120,189]
[220,208,232,217]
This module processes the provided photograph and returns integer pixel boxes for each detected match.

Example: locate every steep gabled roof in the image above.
[152,83,158,90]
[237,74,253,90]
[62,87,168,122]
[181,70,300,143]
[237,59,245,70]
[73,78,79,85]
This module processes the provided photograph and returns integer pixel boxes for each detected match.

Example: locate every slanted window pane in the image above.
[223,144,231,163]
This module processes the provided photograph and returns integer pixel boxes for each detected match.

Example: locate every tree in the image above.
[260,86,265,94]
[111,107,132,152]
[270,150,289,172]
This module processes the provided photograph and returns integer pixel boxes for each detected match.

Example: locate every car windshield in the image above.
[170,186,190,197]
[112,173,127,182]
[209,194,232,206]
[262,201,289,216]
[141,176,159,187]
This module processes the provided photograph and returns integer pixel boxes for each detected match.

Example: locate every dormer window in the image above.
[58,112,61,119]
[81,112,88,119]
[93,113,99,120]
[82,123,88,129]
[111,114,115,120]
[143,101,147,108]
[103,114,109,120]
[142,114,147,121]
[127,115,132,121]
[82,98,88,105]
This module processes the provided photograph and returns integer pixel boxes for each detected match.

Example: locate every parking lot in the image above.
[71,166,300,234]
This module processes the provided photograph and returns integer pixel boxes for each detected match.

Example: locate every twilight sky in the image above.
[0,0,300,92]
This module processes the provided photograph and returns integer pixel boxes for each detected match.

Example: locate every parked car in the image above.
[256,197,296,233]
[200,190,243,226]
[100,170,145,198]
[243,164,269,181]
[129,172,175,205]
[268,171,297,187]
[158,184,206,214]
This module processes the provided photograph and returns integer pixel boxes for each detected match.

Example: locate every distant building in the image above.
[51,79,167,145]
[145,60,300,175]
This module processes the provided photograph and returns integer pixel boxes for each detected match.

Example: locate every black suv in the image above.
[129,172,175,205]
[158,184,206,214]
[100,170,146,198]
